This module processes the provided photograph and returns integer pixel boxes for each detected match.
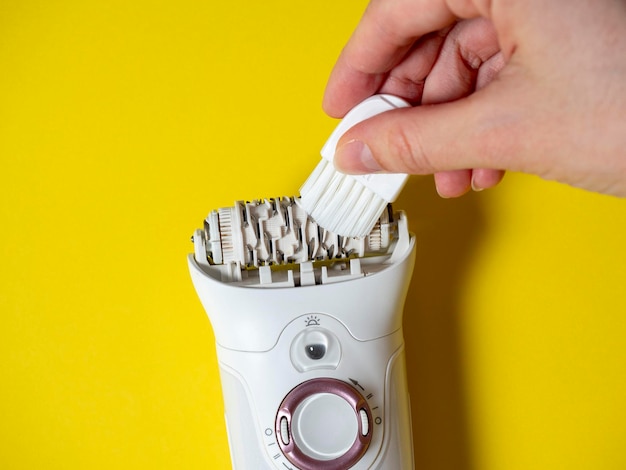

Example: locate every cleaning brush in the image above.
[298,94,410,238]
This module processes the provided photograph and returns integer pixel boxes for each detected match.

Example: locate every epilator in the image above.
[188,197,416,469]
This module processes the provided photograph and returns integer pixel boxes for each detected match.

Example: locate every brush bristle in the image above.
[298,159,388,238]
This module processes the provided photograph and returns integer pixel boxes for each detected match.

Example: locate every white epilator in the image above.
[188,197,416,469]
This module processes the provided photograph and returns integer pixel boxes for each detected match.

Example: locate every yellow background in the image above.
[1,1,625,469]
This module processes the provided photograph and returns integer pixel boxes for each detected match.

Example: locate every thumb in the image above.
[333,86,522,176]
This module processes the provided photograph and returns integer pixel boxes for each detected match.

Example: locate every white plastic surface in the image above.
[359,409,369,436]
[371,347,415,469]
[188,233,415,351]
[292,393,358,460]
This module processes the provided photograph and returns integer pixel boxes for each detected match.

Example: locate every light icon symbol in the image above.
[305,315,320,327]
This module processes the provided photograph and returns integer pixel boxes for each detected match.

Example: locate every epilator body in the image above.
[189,197,416,469]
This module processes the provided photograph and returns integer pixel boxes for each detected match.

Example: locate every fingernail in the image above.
[471,174,484,192]
[334,139,382,174]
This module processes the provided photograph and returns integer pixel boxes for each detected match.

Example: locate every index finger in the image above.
[323,0,482,117]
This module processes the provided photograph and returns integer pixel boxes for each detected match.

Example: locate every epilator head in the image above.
[191,196,411,288]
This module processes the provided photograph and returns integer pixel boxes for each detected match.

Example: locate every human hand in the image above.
[324,0,626,197]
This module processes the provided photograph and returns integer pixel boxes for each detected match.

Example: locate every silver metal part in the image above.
[192,196,408,287]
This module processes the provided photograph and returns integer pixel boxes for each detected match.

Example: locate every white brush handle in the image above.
[321,94,411,203]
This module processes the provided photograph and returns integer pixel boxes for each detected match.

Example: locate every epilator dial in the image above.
[276,378,373,470]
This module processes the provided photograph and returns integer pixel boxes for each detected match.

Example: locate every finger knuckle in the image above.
[386,124,434,174]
